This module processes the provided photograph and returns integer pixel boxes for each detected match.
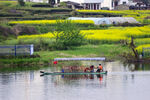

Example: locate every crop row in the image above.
[9,20,95,25]
[18,25,150,52]
[77,10,150,23]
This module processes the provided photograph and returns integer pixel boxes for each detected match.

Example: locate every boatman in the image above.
[96,64,103,72]
[90,65,94,72]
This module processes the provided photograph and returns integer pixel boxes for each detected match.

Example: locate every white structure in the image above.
[60,0,134,9]
[67,17,139,25]
[61,0,102,9]
[25,0,48,3]
[24,0,136,10]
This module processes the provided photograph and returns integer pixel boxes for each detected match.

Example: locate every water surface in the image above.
[0,61,150,100]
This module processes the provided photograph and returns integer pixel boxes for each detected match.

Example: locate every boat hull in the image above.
[40,71,107,76]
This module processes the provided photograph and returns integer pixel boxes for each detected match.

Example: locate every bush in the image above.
[51,20,85,50]
[0,12,22,17]
[32,3,51,7]
[0,54,40,59]
[18,0,25,6]
[143,19,150,24]
[17,38,55,51]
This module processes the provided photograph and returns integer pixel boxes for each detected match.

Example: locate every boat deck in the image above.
[40,71,108,76]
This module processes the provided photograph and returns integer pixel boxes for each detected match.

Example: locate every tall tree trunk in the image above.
[129,36,139,60]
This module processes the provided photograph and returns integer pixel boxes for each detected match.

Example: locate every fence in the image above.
[142,47,150,57]
[0,45,34,56]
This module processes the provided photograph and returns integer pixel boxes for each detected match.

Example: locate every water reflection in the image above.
[0,61,150,100]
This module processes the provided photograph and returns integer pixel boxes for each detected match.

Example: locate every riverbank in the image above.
[0,44,131,66]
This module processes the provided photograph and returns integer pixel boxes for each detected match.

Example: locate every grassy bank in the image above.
[1,24,150,65]
[36,44,130,61]
[0,44,130,66]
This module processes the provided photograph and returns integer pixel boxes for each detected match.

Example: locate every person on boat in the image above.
[97,74,103,82]
[96,64,103,72]
[61,66,65,73]
[90,65,94,72]
[84,67,90,72]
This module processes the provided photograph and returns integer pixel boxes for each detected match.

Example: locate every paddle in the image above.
[40,71,45,73]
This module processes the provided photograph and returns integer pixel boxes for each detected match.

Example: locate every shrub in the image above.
[18,0,25,6]
[32,3,51,7]
[51,20,85,50]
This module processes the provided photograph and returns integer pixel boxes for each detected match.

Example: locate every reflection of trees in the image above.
[132,63,150,71]
[123,62,150,71]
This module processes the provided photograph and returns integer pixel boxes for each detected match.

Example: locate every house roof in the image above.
[63,1,80,5]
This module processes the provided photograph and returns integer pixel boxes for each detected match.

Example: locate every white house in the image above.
[24,0,136,10]
[61,0,134,9]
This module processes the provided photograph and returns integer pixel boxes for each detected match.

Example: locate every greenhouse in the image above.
[67,17,139,25]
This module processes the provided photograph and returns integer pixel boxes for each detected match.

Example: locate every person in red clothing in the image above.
[96,64,103,72]
[53,61,58,64]
[84,67,90,72]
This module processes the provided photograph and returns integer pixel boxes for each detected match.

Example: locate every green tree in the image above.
[141,0,150,6]
[18,0,25,6]
[48,0,55,6]
[51,20,85,50]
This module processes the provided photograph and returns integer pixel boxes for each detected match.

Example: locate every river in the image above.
[0,61,150,100]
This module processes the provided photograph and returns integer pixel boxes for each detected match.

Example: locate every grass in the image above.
[36,44,130,61]
[0,58,40,64]
[0,44,129,66]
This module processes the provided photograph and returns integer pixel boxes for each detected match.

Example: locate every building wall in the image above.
[24,0,135,9]
[60,0,103,10]
[24,0,48,3]
[60,0,102,3]
[82,0,103,3]
[119,0,129,5]
[101,0,113,9]
[60,0,83,3]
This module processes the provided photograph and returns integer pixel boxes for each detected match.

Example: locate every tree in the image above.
[18,0,25,6]
[129,36,139,60]
[51,20,85,50]
[57,0,60,3]
[48,0,55,6]
[141,0,150,6]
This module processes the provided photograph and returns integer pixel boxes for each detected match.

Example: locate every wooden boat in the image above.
[40,71,107,76]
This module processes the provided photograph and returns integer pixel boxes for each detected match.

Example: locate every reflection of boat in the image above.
[40,71,107,76]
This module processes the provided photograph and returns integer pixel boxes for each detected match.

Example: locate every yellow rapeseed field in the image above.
[18,25,150,44]
[136,44,150,53]
[77,10,150,22]
[9,20,94,25]
[18,32,54,39]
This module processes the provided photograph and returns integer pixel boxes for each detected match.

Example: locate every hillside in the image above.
[0,1,150,66]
